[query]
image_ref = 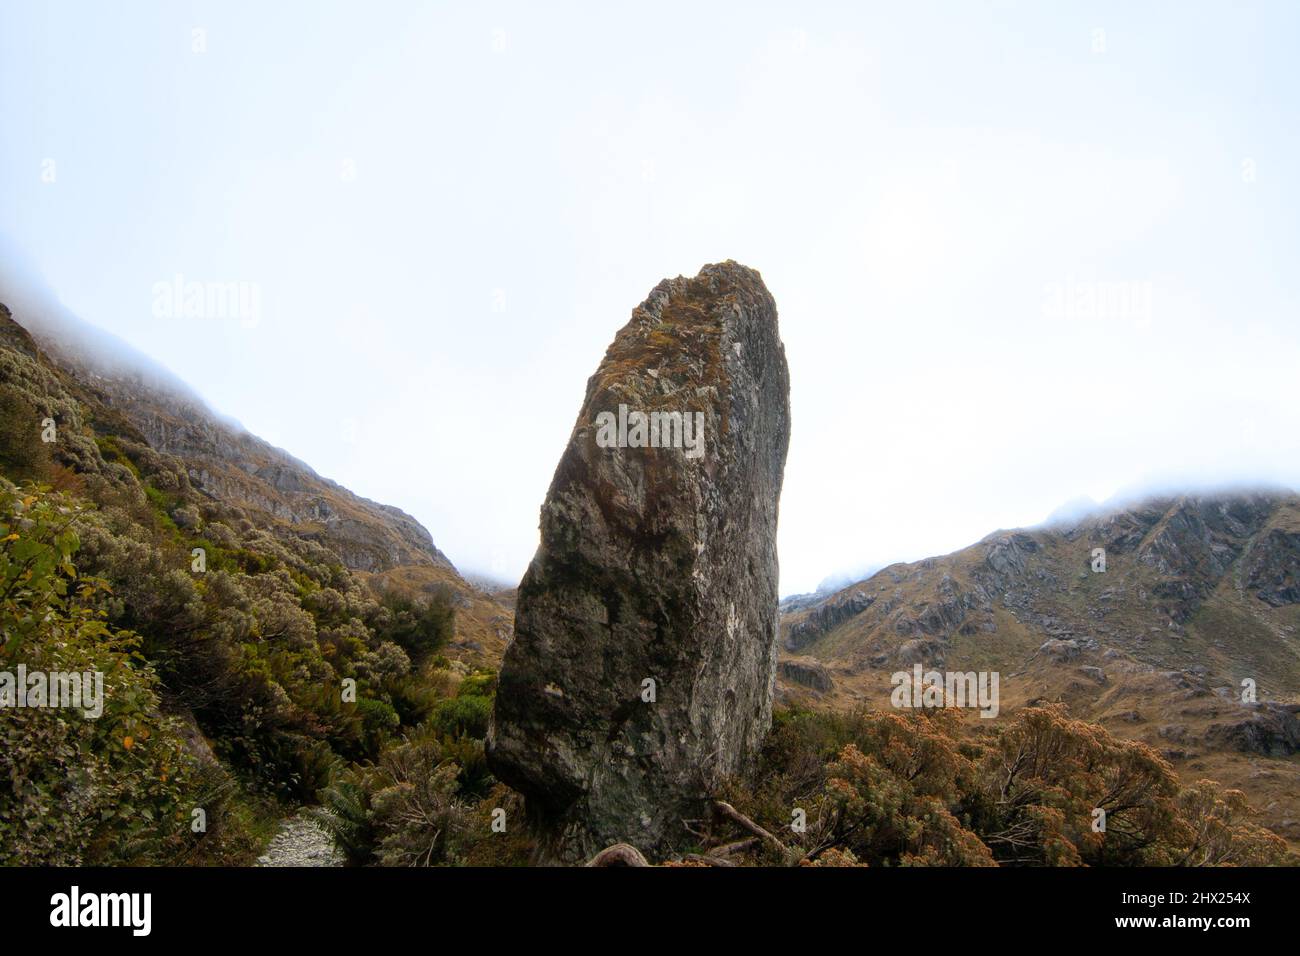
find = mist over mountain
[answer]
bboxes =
[0,238,208,407]
[1041,495,1102,528]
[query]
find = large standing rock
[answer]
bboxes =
[487,261,791,861]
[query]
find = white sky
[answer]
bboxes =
[2,1,1299,594]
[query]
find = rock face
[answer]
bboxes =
[487,261,791,861]
[778,657,834,692]
[784,589,874,651]
[1206,703,1300,756]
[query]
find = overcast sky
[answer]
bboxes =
[2,1,1299,595]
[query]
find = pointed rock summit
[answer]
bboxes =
[488,261,791,860]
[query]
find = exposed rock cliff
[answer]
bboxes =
[488,261,791,860]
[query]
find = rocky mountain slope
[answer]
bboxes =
[1,295,519,864]
[778,491,1300,845]
[0,300,511,664]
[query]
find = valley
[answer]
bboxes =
[2,284,1296,865]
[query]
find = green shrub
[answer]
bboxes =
[457,669,496,698]
[0,384,53,482]
[427,694,492,739]
[0,484,202,864]
[374,590,454,666]
[312,731,489,867]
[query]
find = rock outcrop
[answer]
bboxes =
[1206,703,1300,756]
[783,588,874,651]
[778,657,834,692]
[487,261,791,861]
[1245,528,1300,607]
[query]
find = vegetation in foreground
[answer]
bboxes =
[0,331,1291,866]
[0,475,470,865]
[712,705,1292,867]
[2,477,1291,867]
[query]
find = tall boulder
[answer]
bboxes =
[487,261,791,861]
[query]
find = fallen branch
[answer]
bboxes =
[683,853,735,867]
[681,818,710,841]
[713,801,795,863]
[709,837,759,858]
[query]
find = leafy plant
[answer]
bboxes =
[0,483,202,864]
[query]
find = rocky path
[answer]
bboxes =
[256,810,345,867]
